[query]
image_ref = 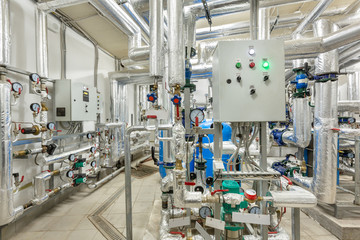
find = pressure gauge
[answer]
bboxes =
[199,206,212,219]
[47,122,56,131]
[66,170,74,178]
[249,206,261,214]
[87,133,93,139]
[90,161,96,168]
[29,73,40,84]
[12,82,23,94]
[90,147,96,153]
[68,154,76,162]
[30,103,41,113]
[190,109,205,124]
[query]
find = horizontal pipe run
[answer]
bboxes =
[88,167,125,189]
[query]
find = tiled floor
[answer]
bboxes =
[10,163,338,240]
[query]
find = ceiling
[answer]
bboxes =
[55,0,358,59]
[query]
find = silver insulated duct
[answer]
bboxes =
[347,72,360,101]
[167,0,185,87]
[312,80,339,204]
[0,0,10,66]
[313,19,339,74]
[0,81,18,225]
[149,0,164,77]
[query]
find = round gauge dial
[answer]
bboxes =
[68,154,76,162]
[29,73,40,83]
[90,161,96,168]
[47,122,56,131]
[199,206,212,219]
[87,133,93,139]
[190,109,205,124]
[249,206,261,214]
[244,189,257,200]
[90,147,96,153]
[30,103,41,113]
[66,170,74,178]
[12,82,23,93]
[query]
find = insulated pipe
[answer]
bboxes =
[38,0,88,12]
[347,72,360,101]
[258,8,270,40]
[0,80,24,226]
[33,171,53,205]
[167,0,185,87]
[249,0,259,40]
[338,100,360,112]
[312,80,338,204]
[313,19,339,74]
[0,0,10,65]
[184,7,197,59]
[36,145,94,166]
[125,126,148,240]
[285,22,360,59]
[291,0,334,37]
[36,9,49,78]
[282,98,312,148]
[149,0,164,77]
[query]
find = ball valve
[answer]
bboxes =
[147,93,157,103]
[171,95,182,105]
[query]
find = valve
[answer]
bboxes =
[74,158,86,169]
[271,129,286,146]
[171,95,182,105]
[73,174,87,186]
[46,143,57,155]
[147,93,157,103]
[21,126,40,135]
[211,189,229,196]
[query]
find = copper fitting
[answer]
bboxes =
[41,102,48,111]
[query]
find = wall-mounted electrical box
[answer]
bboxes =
[54,80,97,121]
[212,40,286,122]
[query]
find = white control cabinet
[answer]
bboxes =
[54,80,97,121]
[212,40,286,122]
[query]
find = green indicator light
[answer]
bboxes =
[235,62,241,69]
[262,61,270,69]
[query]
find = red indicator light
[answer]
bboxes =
[249,62,255,68]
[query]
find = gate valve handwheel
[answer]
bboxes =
[244,189,257,200]
[211,189,229,196]
[147,93,157,103]
[171,95,182,105]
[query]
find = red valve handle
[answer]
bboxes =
[20,176,24,183]
[195,116,199,127]
[184,182,196,186]
[170,232,185,238]
[147,115,157,119]
[211,189,229,196]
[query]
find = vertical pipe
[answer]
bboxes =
[150,0,164,77]
[0,0,10,66]
[213,122,222,240]
[184,8,197,59]
[291,208,301,240]
[60,23,66,80]
[258,8,270,40]
[347,72,360,101]
[36,9,49,78]
[249,0,259,41]
[0,77,15,225]
[167,0,185,87]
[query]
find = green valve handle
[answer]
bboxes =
[75,177,87,184]
[74,162,86,168]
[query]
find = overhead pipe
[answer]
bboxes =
[35,9,49,78]
[149,0,164,77]
[38,0,89,12]
[291,0,334,37]
[338,100,360,112]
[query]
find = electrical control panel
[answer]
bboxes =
[54,80,97,121]
[212,40,285,122]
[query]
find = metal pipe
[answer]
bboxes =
[167,0,185,87]
[35,9,49,78]
[184,7,197,59]
[347,72,360,100]
[285,22,360,59]
[37,145,93,166]
[338,100,360,112]
[149,0,164,77]
[0,79,23,226]
[38,0,88,12]
[249,0,259,40]
[125,126,148,240]
[292,0,334,37]
[88,167,124,189]
[0,0,10,66]
[258,8,270,40]
[269,186,317,208]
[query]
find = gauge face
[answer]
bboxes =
[12,82,23,93]
[90,147,96,153]
[30,73,40,83]
[199,206,212,219]
[47,122,56,131]
[91,161,96,167]
[66,170,74,178]
[30,103,41,113]
[68,154,76,162]
[249,206,261,214]
[87,133,93,139]
[190,109,205,123]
